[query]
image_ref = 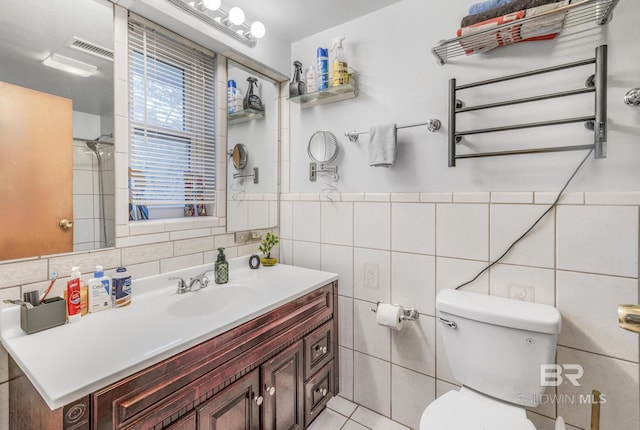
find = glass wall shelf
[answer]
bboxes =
[229,108,265,125]
[289,77,358,108]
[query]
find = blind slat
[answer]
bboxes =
[128,18,216,209]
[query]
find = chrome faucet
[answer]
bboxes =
[168,269,213,294]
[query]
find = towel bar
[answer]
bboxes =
[345,119,441,143]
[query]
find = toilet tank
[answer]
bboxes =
[437,289,561,407]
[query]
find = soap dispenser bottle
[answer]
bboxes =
[215,247,229,284]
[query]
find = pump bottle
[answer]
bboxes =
[215,247,229,284]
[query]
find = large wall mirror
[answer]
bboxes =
[0,0,114,261]
[226,60,279,232]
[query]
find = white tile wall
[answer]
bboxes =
[284,192,640,429]
[353,352,391,417]
[354,202,391,250]
[391,252,435,316]
[436,203,489,261]
[391,365,436,429]
[556,271,639,362]
[489,204,555,268]
[391,203,435,254]
[556,205,639,278]
[353,299,390,361]
[321,201,354,246]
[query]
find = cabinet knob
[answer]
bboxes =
[315,345,328,354]
[253,395,264,406]
[315,387,328,397]
[266,386,276,396]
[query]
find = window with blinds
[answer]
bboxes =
[128,17,216,220]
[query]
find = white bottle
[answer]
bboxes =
[227,80,238,114]
[305,66,316,93]
[88,266,112,313]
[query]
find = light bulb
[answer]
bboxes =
[250,21,266,39]
[228,7,245,25]
[201,0,221,10]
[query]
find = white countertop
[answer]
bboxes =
[0,259,337,410]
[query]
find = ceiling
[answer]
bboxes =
[0,0,402,117]
[230,0,403,43]
[0,0,113,116]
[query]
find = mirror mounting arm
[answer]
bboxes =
[233,167,259,184]
[309,163,338,182]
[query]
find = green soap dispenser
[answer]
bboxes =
[215,247,229,284]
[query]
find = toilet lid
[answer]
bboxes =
[420,388,537,430]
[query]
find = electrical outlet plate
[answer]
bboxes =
[234,231,250,243]
[250,231,262,240]
[364,263,379,289]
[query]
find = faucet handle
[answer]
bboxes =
[168,277,188,294]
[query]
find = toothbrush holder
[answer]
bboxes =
[20,297,66,334]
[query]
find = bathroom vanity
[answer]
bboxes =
[1,261,338,430]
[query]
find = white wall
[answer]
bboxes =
[290,0,640,194]
[282,0,640,429]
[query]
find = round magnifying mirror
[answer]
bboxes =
[308,131,339,163]
[232,143,248,171]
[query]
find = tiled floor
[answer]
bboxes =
[308,396,411,430]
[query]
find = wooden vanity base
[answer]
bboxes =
[9,282,339,430]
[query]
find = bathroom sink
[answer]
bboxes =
[151,284,259,318]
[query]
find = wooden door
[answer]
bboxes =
[261,341,304,430]
[198,370,260,430]
[0,81,73,260]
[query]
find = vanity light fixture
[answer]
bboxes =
[41,53,97,77]
[170,0,265,48]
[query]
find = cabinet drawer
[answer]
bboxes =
[304,360,334,427]
[303,321,334,380]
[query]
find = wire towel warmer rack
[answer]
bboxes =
[448,44,607,167]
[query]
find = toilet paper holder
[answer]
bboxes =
[371,301,419,321]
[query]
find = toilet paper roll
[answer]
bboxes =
[376,303,404,330]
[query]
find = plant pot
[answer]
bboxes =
[261,257,277,266]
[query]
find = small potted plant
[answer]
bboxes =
[258,232,279,266]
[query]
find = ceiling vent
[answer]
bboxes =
[68,37,113,62]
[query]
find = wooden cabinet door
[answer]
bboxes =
[261,341,304,430]
[197,370,260,430]
[166,411,197,430]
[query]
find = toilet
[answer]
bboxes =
[420,289,565,430]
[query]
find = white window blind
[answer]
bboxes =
[128,17,216,209]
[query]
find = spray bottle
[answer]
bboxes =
[243,77,263,111]
[330,37,348,87]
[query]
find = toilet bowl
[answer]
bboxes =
[420,289,565,430]
[420,387,536,429]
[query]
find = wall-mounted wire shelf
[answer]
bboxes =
[448,44,607,166]
[432,0,619,65]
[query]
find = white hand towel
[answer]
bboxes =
[368,123,397,167]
